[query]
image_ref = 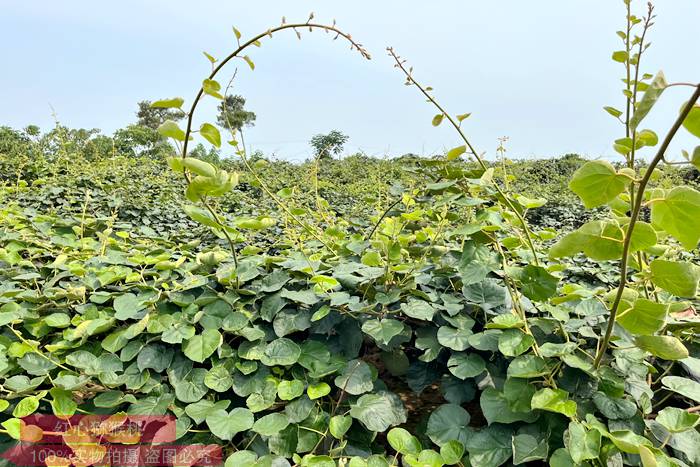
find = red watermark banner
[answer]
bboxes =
[0,415,223,467]
[1,444,222,466]
[20,415,178,444]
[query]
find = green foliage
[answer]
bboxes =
[216,94,256,132]
[1,3,699,467]
[569,160,634,208]
[310,130,349,160]
[137,99,185,130]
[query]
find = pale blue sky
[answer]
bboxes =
[1,1,698,161]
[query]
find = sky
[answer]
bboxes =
[1,0,698,162]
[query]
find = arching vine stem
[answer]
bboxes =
[182,22,370,161]
[178,20,370,260]
[593,83,700,368]
[387,47,540,265]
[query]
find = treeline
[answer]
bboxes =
[0,96,254,162]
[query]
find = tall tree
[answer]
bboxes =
[310,130,349,160]
[136,100,185,130]
[216,95,256,132]
[114,124,172,159]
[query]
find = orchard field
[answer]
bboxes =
[1,1,700,466]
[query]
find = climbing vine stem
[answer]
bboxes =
[593,83,700,368]
[387,47,540,265]
[176,20,370,261]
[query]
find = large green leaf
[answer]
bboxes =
[480,388,538,425]
[200,123,221,148]
[260,338,301,367]
[426,404,471,446]
[183,205,220,228]
[94,391,136,408]
[128,394,174,415]
[273,309,311,337]
[349,391,407,432]
[464,425,513,467]
[635,335,689,360]
[503,378,537,412]
[682,103,700,138]
[334,360,374,395]
[565,421,601,464]
[462,280,507,310]
[458,241,500,285]
[437,326,472,351]
[0,302,24,326]
[172,368,208,403]
[538,342,577,358]
[151,97,184,108]
[592,392,637,420]
[252,413,290,436]
[446,145,467,161]
[606,430,653,455]
[616,298,667,335]
[549,220,624,261]
[516,265,559,302]
[661,376,700,403]
[512,426,548,465]
[182,329,222,363]
[649,421,700,465]
[549,449,575,467]
[440,440,465,465]
[205,408,254,441]
[202,79,223,99]
[403,450,445,467]
[225,451,257,467]
[329,415,353,440]
[158,120,186,141]
[486,314,524,330]
[44,312,71,328]
[280,288,320,306]
[161,322,196,344]
[656,407,700,433]
[401,300,436,321]
[507,356,549,378]
[17,353,57,376]
[630,71,667,130]
[387,427,422,455]
[277,380,305,401]
[627,221,658,252]
[113,293,145,320]
[569,161,634,208]
[531,388,577,417]
[179,157,217,177]
[650,186,700,250]
[307,383,331,400]
[49,388,77,417]
[649,260,700,298]
[362,319,406,346]
[185,400,230,424]
[447,353,486,379]
[137,344,173,372]
[13,396,39,417]
[285,396,314,423]
[497,330,535,357]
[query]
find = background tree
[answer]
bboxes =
[189,143,221,165]
[24,125,40,138]
[216,95,256,132]
[136,100,185,130]
[0,126,30,157]
[310,130,349,160]
[113,124,171,159]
